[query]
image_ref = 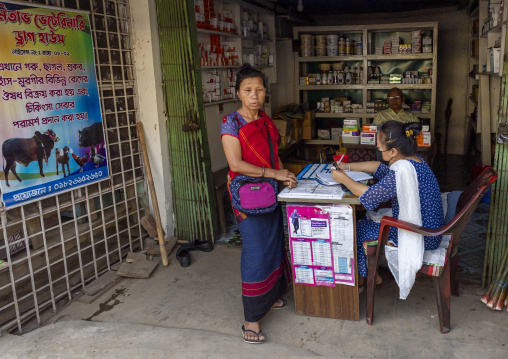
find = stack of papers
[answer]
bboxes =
[315,166,373,186]
[278,181,346,200]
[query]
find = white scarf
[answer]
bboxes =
[384,159,424,300]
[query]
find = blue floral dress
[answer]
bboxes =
[356,156,444,277]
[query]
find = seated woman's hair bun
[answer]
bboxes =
[379,120,422,157]
[404,122,422,137]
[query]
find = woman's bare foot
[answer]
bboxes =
[243,321,265,342]
[271,298,286,309]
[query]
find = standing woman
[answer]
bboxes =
[221,64,298,344]
[331,121,443,297]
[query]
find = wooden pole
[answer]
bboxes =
[137,122,169,266]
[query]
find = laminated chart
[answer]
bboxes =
[329,205,355,252]
[287,204,355,287]
[287,205,334,287]
[328,205,355,286]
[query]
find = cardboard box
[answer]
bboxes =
[290,117,303,141]
[490,47,501,73]
[417,132,431,147]
[362,124,378,132]
[302,125,315,140]
[343,125,359,131]
[412,45,421,54]
[342,130,360,136]
[334,96,349,104]
[422,45,432,53]
[273,118,290,136]
[304,110,315,125]
[341,135,360,144]
[343,119,358,126]
[317,129,331,139]
[283,160,310,176]
[360,132,376,145]
[331,127,341,141]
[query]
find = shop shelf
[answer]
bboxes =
[203,99,240,107]
[365,84,432,90]
[315,113,365,118]
[479,71,502,77]
[304,139,341,145]
[298,85,363,90]
[241,36,271,44]
[365,113,432,118]
[294,22,437,135]
[201,66,241,69]
[296,55,363,62]
[480,21,504,38]
[366,53,433,60]
[197,28,240,38]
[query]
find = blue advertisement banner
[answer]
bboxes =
[0,1,108,207]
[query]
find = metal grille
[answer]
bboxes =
[156,0,218,243]
[0,0,146,333]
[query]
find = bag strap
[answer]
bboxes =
[264,122,275,169]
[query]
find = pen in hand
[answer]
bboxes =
[333,154,350,171]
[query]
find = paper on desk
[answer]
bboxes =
[278,180,346,200]
[297,163,329,180]
[316,167,373,185]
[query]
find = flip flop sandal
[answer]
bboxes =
[271,297,287,310]
[241,325,265,344]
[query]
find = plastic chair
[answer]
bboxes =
[364,166,498,333]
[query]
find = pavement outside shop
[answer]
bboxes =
[1,243,507,359]
[1,154,505,358]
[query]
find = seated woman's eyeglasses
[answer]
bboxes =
[387,96,401,101]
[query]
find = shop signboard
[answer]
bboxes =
[0,1,108,207]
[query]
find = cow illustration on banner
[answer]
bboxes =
[0,1,108,207]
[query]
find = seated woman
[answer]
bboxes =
[331,121,443,295]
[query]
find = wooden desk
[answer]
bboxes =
[279,194,361,321]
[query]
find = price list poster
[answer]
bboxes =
[287,205,335,287]
[0,1,108,207]
[287,204,356,287]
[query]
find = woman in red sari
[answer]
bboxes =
[221,64,297,344]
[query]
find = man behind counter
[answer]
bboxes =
[373,87,420,126]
